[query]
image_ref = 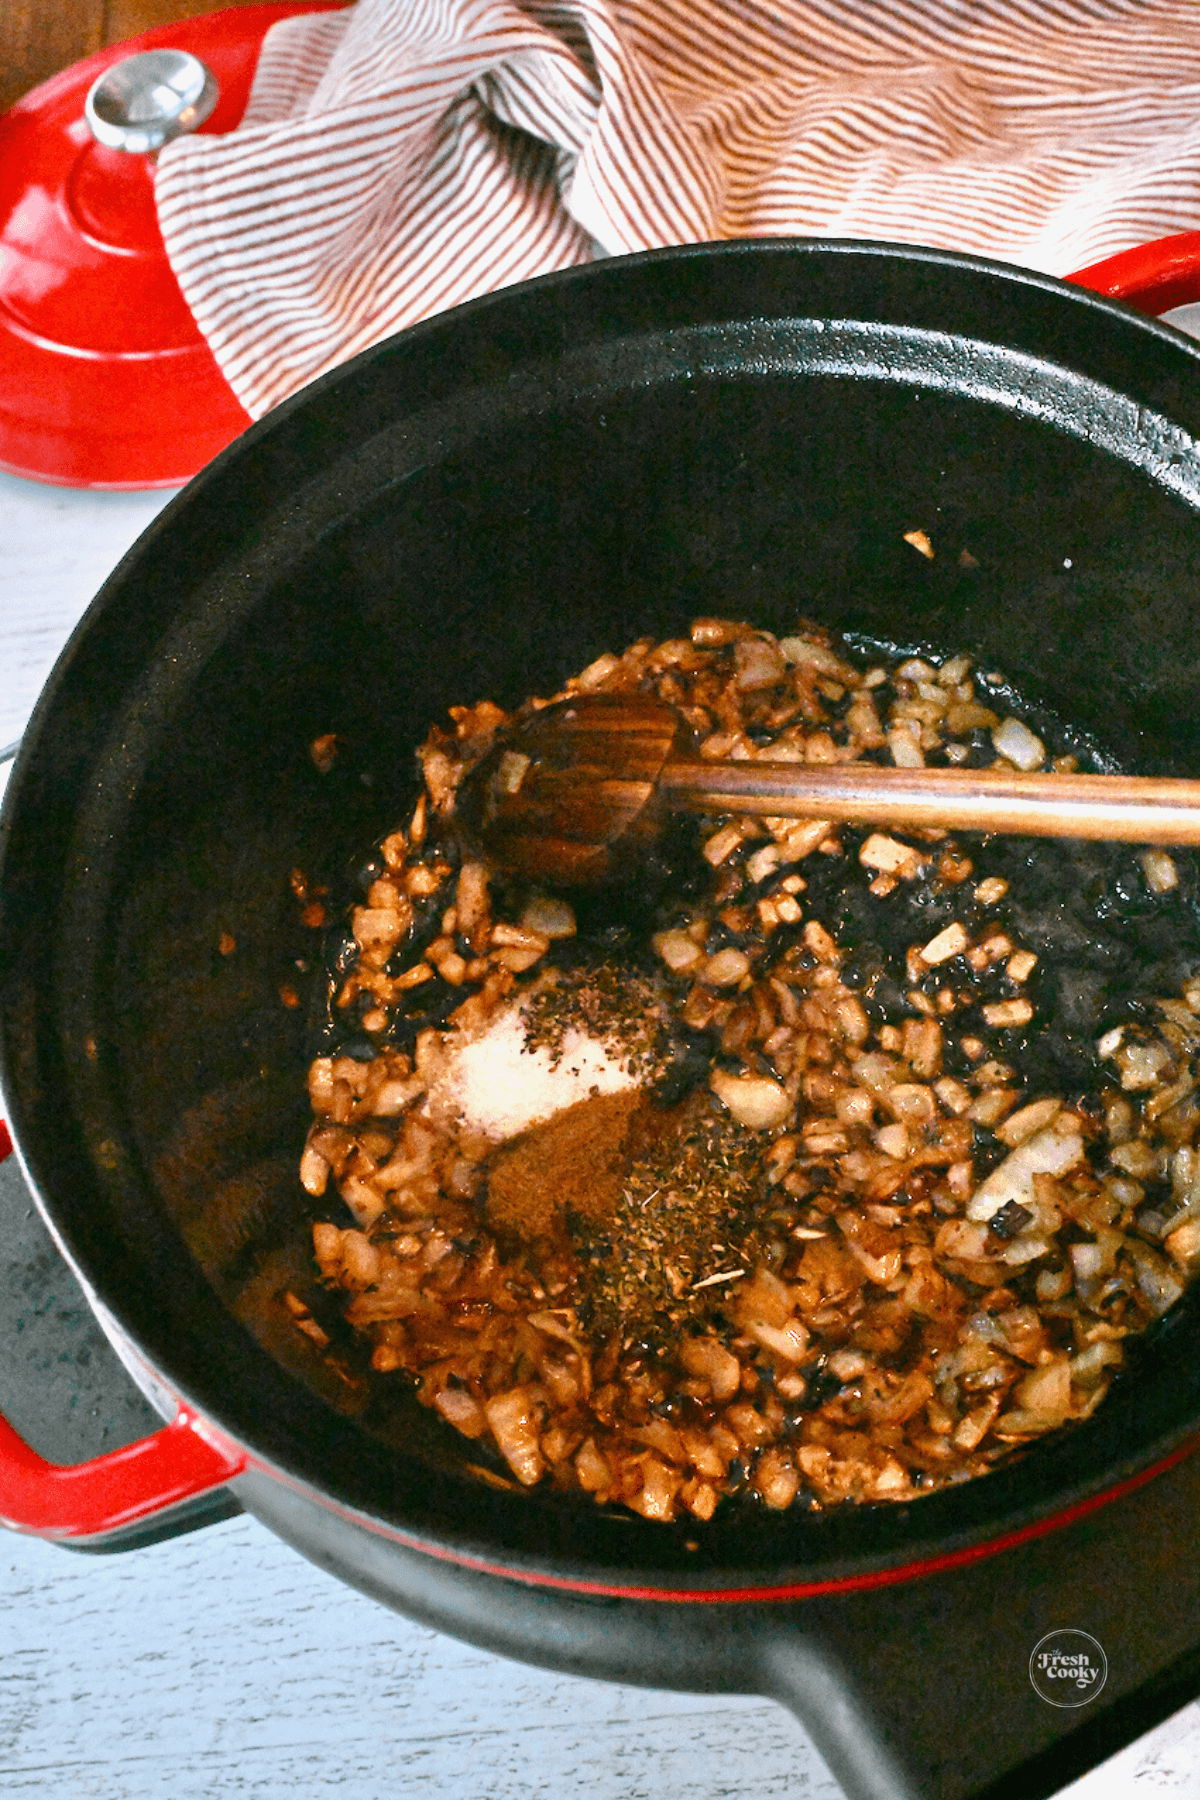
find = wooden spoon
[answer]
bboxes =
[456,691,1200,886]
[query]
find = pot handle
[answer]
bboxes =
[1069,230,1200,315]
[0,1402,246,1542]
[0,1121,246,1541]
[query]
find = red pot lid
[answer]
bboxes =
[0,4,344,489]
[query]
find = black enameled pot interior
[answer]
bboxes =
[6,240,1200,1590]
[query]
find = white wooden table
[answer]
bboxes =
[1,466,1198,1799]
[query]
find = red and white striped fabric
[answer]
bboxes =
[156,0,1200,419]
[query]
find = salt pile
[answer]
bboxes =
[427,998,641,1142]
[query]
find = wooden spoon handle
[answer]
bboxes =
[660,758,1200,844]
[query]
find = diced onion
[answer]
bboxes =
[710,1068,793,1129]
[991,717,1045,770]
[967,1122,1085,1222]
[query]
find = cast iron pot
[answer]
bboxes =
[7,238,1200,1798]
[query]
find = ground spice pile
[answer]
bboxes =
[484,1089,640,1243]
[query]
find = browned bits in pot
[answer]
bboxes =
[296,618,1200,1523]
[309,733,339,773]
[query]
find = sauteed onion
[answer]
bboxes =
[295,619,1200,1522]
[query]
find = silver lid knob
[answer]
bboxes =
[84,50,219,154]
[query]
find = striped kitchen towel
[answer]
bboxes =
[155,0,1200,419]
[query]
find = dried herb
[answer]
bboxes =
[520,961,669,1078]
[570,1091,773,1347]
